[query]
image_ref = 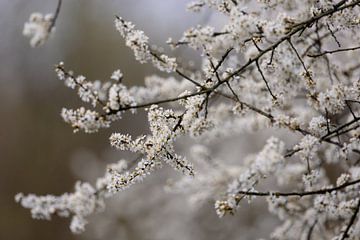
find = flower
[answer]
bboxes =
[23,13,54,47]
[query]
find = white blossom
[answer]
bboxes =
[317,85,347,114]
[110,69,123,82]
[23,12,54,47]
[114,17,177,72]
[294,135,320,163]
[217,137,285,216]
[61,107,110,133]
[309,115,328,136]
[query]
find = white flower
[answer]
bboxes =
[294,135,320,163]
[110,69,123,81]
[317,85,347,114]
[23,12,54,47]
[309,116,328,136]
[61,107,110,133]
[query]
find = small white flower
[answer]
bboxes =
[110,69,123,81]
[23,12,54,47]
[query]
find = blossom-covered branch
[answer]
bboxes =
[18,0,360,238]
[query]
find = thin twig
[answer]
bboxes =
[306,219,318,240]
[326,22,341,47]
[308,46,360,58]
[340,198,360,240]
[48,0,63,31]
[255,60,277,100]
[235,178,360,197]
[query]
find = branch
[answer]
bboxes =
[308,46,360,58]
[235,178,360,197]
[149,51,205,89]
[340,198,360,240]
[104,89,211,118]
[48,0,62,31]
[306,219,318,240]
[255,59,277,100]
[287,39,312,78]
[320,117,360,140]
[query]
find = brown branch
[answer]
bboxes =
[287,39,312,77]
[235,178,360,197]
[340,198,360,240]
[48,0,62,31]
[321,117,360,140]
[267,48,275,65]
[255,60,277,100]
[326,22,341,47]
[214,48,234,72]
[301,29,339,58]
[306,219,318,240]
[170,31,230,47]
[149,51,205,89]
[308,46,360,58]
[104,89,211,117]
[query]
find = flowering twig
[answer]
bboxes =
[234,178,360,198]
[308,46,360,58]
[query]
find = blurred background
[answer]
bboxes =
[0,1,277,239]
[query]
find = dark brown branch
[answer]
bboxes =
[267,48,275,65]
[216,91,274,120]
[345,100,357,120]
[225,81,241,105]
[306,219,318,240]
[301,29,339,58]
[328,123,360,140]
[287,39,312,78]
[235,178,360,197]
[214,48,234,72]
[255,60,277,100]
[340,198,360,240]
[169,31,230,47]
[104,89,211,117]
[321,117,360,140]
[325,109,331,134]
[326,22,341,47]
[284,148,302,158]
[308,46,360,58]
[252,38,263,52]
[48,0,62,31]
[149,51,205,89]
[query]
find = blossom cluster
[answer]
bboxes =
[16,160,128,233]
[23,12,54,47]
[115,17,178,73]
[215,137,286,217]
